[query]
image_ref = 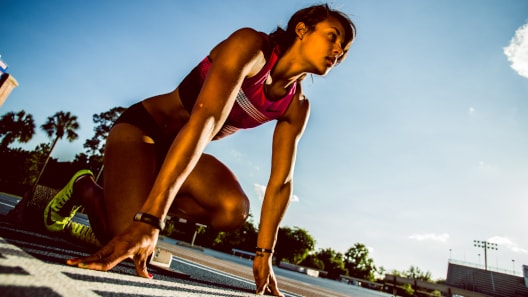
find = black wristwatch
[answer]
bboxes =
[133,212,165,230]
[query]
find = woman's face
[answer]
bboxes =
[298,17,350,76]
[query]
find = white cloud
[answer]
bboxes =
[489,236,528,254]
[254,184,266,200]
[468,107,476,115]
[504,22,528,79]
[253,183,299,202]
[409,233,450,242]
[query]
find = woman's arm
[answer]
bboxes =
[140,28,267,220]
[258,90,310,250]
[254,89,310,295]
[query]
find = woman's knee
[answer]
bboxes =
[214,193,250,231]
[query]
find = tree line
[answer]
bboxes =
[0,108,441,296]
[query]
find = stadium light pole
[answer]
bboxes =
[474,240,498,271]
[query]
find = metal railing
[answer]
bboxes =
[448,259,520,276]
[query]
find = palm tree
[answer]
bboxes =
[32,111,80,191]
[0,110,35,150]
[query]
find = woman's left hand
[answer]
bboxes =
[66,222,159,278]
[253,252,284,296]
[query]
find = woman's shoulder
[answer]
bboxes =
[211,28,271,56]
[209,28,272,70]
[229,27,271,47]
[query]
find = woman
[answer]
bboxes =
[45,4,356,296]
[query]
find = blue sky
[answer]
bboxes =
[1,0,527,279]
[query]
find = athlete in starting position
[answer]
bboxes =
[44,4,356,296]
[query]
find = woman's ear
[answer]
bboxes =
[295,22,307,40]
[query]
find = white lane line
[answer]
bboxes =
[173,256,302,297]
[173,257,255,285]
[0,201,15,207]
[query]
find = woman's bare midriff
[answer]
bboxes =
[141,87,191,140]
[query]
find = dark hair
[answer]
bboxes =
[270,4,356,63]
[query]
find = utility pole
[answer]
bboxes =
[474,240,498,271]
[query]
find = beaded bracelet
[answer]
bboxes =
[133,212,165,230]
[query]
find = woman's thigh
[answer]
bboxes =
[103,123,159,237]
[174,154,250,230]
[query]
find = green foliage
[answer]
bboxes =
[0,109,88,193]
[299,253,324,270]
[388,270,414,297]
[211,215,258,253]
[162,219,176,237]
[387,266,436,297]
[404,265,432,282]
[275,226,315,264]
[26,143,52,186]
[41,111,80,141]
[314,248,347,280]
[399,283,414,297]
[0,146,85,194]
[376,266,386,280]
[68,107,125,179]
[0,110,35,150]
[85,107,125,154]
[33,111,81,189]
[72,153,101,175]
[0,148,33,193]
[344,242,377,281]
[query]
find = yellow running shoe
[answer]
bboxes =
[66,221,101,247]
[43,169,93,232]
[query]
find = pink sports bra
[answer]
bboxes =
[178,45,297,139]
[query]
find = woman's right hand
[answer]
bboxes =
[66,222,159,278]
[253,252,284,296]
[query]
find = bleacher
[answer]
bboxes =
[231,248,255,260]
[446,262,528,297]
[383,274,490,297]
[339,275,384,290]
[278,261,327,278]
